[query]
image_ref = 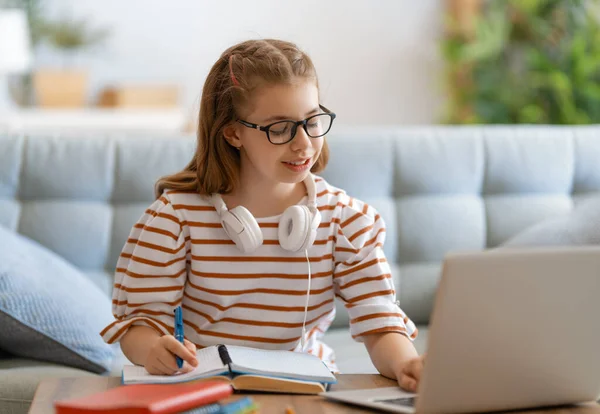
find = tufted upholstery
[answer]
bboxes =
[2,127,600,327]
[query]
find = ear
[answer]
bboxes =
[223,123,242,149]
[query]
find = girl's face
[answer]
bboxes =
[230,79,324,186]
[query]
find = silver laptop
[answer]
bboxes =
[323,246,600,413]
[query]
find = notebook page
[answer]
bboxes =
[122,346,228,384]
[226,345,336,383]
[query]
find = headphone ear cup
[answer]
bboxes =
[279,205,314,252]
[307,210,321,248]
[222,206,263,253]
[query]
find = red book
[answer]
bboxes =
[54,381,233,414]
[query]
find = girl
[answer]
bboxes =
[100,39,423,392]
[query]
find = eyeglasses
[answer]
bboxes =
[237,105,336,145]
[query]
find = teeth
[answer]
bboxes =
[288,160,306,165]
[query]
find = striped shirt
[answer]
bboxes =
[100,175,417,372]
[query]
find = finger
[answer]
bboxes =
[183,340,198,364]
[146,361,172,376]
[157,352,179,374]
[179,361,196,374]
[184,338,196,351]
[408,358,424,381]
[164,337,198,367]
[146,359,172,375]
[399,375,417,393]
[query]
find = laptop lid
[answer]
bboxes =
[417,246,600,414]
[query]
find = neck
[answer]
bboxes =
[226,173,308,218]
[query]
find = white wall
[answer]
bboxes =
[39,0,445,125]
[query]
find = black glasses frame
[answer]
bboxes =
[237,105,336,145]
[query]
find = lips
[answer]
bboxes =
[283,158,311,166]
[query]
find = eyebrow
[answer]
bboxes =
[261,107,321,123]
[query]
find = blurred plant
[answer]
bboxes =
[39,15,110,56]
[441,0,600,124]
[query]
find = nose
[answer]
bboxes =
[290,124,311,151]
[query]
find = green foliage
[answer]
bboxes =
[39,15,110,52]
[1,0,110,51]
[441,0,600,124]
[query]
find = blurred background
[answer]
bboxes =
[0,0,599,133]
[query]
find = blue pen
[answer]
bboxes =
[174,306,184,369]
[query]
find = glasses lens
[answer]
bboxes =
[306,114,333,138]
[268,121,295,144]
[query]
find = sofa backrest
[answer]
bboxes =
[1,126,599,325]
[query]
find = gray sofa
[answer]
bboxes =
[1,126,600,413]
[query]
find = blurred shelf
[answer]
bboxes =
[0,108,190,135]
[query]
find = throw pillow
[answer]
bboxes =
[0,225,116,373]
[502,198,600,247]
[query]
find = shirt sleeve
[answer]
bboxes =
[100,194,188,344]
[333,198,418,342]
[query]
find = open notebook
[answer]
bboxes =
[122,344,337,394]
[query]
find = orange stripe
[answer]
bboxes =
[341,212,363,228]
[317,189,344,198]
[183,292,334,313]
[338,273,392,290]
[258,222,278,228]
[172,204,216,211]
[313,235,335,245]
[335,246,359,254]
[112,298,180,308]
[182,304,334,329]
[346,289,394,304]
[186,279,332,296]
[144,209,180,225]
[341,253,385,267]
[349,224,374,242]
[133,223,178,241]
[190,239,235,245]
[116,267,186,279]
[189,269,332,280]
[335,258,387,278]
[183,320,301,344]
[114,284,182,293]
[250,219,342,230]
[190,253,333,263]
[181,220,222,228]
[318,202,344,211]
[350,312,403,324]
[120,253,187,268]
[323,218,341,227]
[351,326,411,339]
[364,228,386,247]
[188,237,334,246]
[104,316,172,344]
[124,239,186,255]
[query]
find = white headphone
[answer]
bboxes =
[210,175,320,351]
[210,175,321,254]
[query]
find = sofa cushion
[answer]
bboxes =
[0,226,116,374]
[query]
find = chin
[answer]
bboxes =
[276,169,311,184]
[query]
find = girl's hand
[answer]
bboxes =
[144,335,198,375]
[395,354,425,393]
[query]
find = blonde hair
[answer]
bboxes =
[155,39,330,198]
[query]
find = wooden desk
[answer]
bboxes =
[29,374,600,414]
